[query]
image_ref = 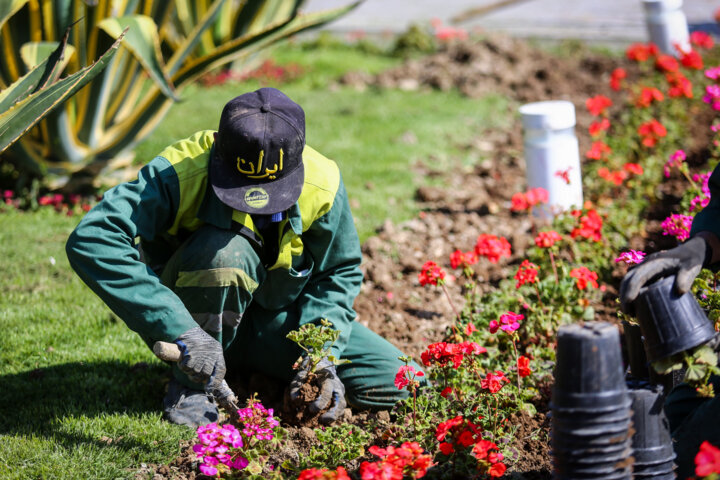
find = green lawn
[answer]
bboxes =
[0,40,511,479]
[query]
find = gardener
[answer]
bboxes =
[66,87,423,428]
[619,194,720,477]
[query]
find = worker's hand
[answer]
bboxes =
[290,358,346,425]
[174,326,226,392]
[619,235,709,314]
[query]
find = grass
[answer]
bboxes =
[0,39,511,478]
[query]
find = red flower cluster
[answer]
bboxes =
[635,86,664,108]
[588,118,611,137]
[481,370,509,393]
[586,140,611,161]
[510,187,549,212]
[666,72,693,98]
[514,260,538,288]
[420,341,486,369]
[555,167,572,184]
[418,261,445,286]
[360,442,434,480]
[585,95,612,116]
[624,162,644,175]
[450,249,478,269]
[598,167,627,186]
[681,49,704,70]
[695,441,720,478]
[517,356,532,377]
[655,54,679,73]
[473,440,507,477]
[435,416,483,455]
[534,230,562,248]
[298,467,351,480]
[609,67,626,91]
[475,234,512,263]
[570,209,603,242]
[626,42,658,62]
[394,365,424,390]
[638,119,667,147]
[691,31,714,50]
[569,266,599,290]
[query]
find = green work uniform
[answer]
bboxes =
[664,163,720,476]
[66,130,420,409]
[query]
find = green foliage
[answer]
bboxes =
[391,23,438,58]
[0,0,358,188]
[286,319,349,373]
[298,424,372,470]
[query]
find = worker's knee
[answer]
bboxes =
[180,225,262,272]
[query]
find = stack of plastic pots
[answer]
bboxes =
[627,381,676,479]
[632,275,716,365]
[551,322,633,480]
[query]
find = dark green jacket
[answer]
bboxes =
[66,130,363,356]
[691,164,720,240]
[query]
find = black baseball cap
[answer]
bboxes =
[210,88,305,214]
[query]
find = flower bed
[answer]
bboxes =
[134,31,720,480]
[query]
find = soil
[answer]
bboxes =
[142,35,711,479]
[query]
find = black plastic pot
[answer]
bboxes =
[554,468,632,480]
[629,384,676,467]
[551,445,631,465]
[632,458,676,475]
[552,322,629,410]
[552,416,633,437]
[623,320,651,380]
[632,275,716,363]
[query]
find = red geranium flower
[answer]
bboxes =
[534,230,562,248]
[598,167,628,186]
[695,441,720,477]
[475,234,512,263]
[571,209,603,242]
[626,42,658,62]
[655,54,679,73]
[635,86,664,108]
[588,118,611,137]
[681,49,703,70]
[638,119,667,147]
[610,67,626,91]
[555,167,572,184]
[623,162,644,175]
[450,249,478,269]
[514,260,538,288]
[569,266,599,290]
[481,370,509,393]
[666,71,693,98]
[691,31,714,49]
[418,261,445,286]
[585,95,612,116]
[518,355,532,377]
[586,141,611,160]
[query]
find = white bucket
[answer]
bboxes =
[518,100,583,218]
[642,0,690,56]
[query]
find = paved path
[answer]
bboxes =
[304,0,719,46]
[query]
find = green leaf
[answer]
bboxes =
[651,356,683,375]
[685,362,708,382]
[694,345,719,366]
[0,0,27,31]
[98,15,179,101]
[166,0,228,76]
[0,30,124,154]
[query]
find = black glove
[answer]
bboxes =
[619,236,710,313]
[290,358,346,425]
[175,326,226,392]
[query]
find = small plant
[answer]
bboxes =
[296,423,372,471]
[651,343,720,398]
[286,319,349,374]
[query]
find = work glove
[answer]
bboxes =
[175,326,226,393]
[619,236,710,314]
[290,357,346,425]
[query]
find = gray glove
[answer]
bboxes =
[290,358,346,425]
[175,326,226,392]
[619,236,710,314]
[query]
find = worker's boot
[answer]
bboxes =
[162,378,218,428]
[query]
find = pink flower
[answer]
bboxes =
[664,150,686,178]
[696,441,720,477]
[475,234,512,263]
[661,214,693,242]
[491,311,523,334]
[615,250,646,265]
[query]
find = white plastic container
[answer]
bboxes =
[642,0,690,56]
[518,100,583,218]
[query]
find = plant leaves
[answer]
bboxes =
[693,345,718,366]
[684,362,708,382]
[0,0,27,31]
[0,30,124,154]
[98,15,179,101]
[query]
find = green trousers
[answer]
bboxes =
[664,375,720,478]
[151,224,421,410]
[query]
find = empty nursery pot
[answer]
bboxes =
[551,428,632,449]
[632,275,716,363]
[551,445,632,466]
[629,385,676,466]
[554,467,632,480]
[553,458,633,476]
[552,322,629,410]
[633,458,676,475]
[551,401,633,425]
[552,416,633,437]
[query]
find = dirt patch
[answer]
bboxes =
[145,35,714,479]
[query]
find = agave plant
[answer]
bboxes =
[0,0,358,188]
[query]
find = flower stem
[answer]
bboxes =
[441,282,461,335]
[511,338,521,392]
[550,250,559,284]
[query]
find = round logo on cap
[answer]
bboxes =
[244,187,269,209]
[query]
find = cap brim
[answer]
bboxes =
[210,146,304,214]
